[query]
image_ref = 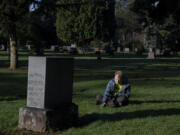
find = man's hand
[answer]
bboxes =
[114,92,120,97]
[101,103,106,108]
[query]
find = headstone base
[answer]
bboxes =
[19,104,78,132]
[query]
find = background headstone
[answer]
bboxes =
[77,48,83,55]
[148,52,155,59]
[155,48,160,56]
[149,48,153,52]
[124,48,130,53]
[1,45,5,50]
[26,45,31,51]
[134,48,138,53]
[51,45,55,51]
[71,44,76,48]
[94,48,99,52]
[117,47,121,53]
[51,45,59,52]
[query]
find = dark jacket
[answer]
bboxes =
[103,78,131,103]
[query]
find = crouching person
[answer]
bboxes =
[96,71,131,107]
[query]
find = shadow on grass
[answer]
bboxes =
[79,108,180,127]
[0,72,27,101]
[130,100,180,104]
[0,60,28,68]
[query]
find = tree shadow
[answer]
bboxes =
[130,100,180,104]
[0,72,27,101]
[78,108,180,127]
[0,59,28,68]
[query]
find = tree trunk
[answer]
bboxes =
[9,37,18,70]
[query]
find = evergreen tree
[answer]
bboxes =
[56,0,116,47]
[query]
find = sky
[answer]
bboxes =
[29,0,41,12]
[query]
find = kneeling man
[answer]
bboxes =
[96,71,131,107]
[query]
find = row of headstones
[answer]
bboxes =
[0,43,160,57]
[93,47,161,54]
[0,45,32,51]
[51,45,84,54]
[117,47,160,54]
[147,48,161,59]
[51,46,160,56]
[18,57,78,132]
[51,46,131,53]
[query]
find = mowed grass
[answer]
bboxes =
[0,50,180,135]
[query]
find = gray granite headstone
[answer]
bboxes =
[27,57,73,109]
[149,48,153,52]
[26,45,31,51]
[94,48,99,52]
[155,49,160,56]
[117,47,121,53]
[124,48,130,53]
[51,46,55,51]
[1,45,5,50]
[77,48,83,54]
[71,44,76,48]
[147,52,155,59]
[134,48,138,53]
[51,46,59,52]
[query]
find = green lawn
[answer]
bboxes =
[0,51,180,135]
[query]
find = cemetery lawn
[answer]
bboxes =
[0,51,180,135]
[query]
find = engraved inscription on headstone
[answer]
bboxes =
[26,57,73,109]
[27,57,46,108]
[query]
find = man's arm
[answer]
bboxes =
[103,80,113,103]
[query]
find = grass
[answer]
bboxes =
[0,50,180,135]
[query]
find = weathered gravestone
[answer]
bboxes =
[117,47,121,53]
[77,48,83,55]
[148,52,155,59]
[94,48,99,52]
[134,48,138,53]
[19,57,78,132]
[51,45,59,52]
[1,45,5,50]
[147,48,155,59]
[51,45,55,51]
[155,48,160,56]
[26,45,32,51]
[124,48,130,53]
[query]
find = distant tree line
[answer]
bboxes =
[115,0,180,56]
[0,0,115,70]
[1,0,180,69]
